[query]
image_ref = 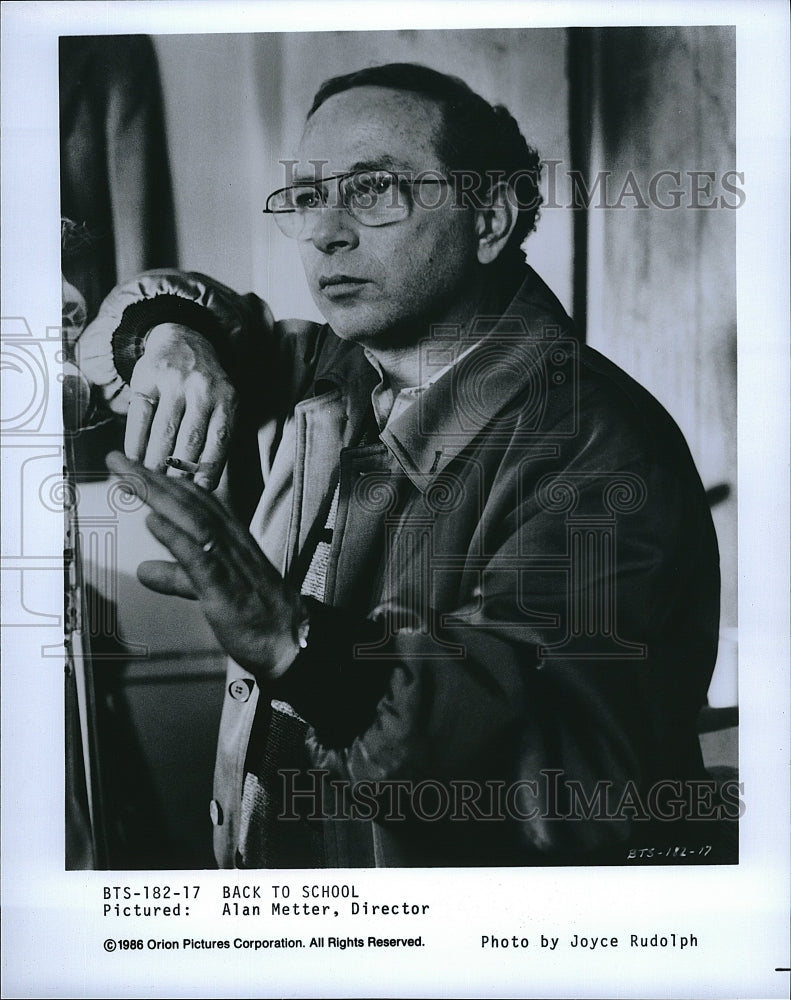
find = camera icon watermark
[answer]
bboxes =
[2,316,67,636]
[416,317,579,445]
[1,315,149,655]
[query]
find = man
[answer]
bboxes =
[78,63,721,868]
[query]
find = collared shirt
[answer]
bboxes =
[365,338,481,431]
[299,338,481,601]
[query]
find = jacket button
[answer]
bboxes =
[209,799,223,826]
[228,678,253,702]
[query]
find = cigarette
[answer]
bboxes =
[166,456,201,474]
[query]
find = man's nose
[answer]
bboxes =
[308,207,359,253]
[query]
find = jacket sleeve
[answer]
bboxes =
[73,268,322,423]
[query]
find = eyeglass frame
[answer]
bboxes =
[262,168,452,238]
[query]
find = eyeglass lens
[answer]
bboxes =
[267,171,410,238]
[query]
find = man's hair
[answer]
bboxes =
[308,62,543,266]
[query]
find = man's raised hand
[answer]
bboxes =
[125,322,237,491]
[106,451,305,681]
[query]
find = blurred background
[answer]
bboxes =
[61,26,737,868]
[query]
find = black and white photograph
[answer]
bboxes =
[1,1,789,997]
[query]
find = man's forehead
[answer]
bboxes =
[295,85,445,176]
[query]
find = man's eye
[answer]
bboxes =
[359,171,395,194]
[346,171,397,209]
[293,188,323,210]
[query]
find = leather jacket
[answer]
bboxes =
[78,264,721,867]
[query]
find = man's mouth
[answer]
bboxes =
[318,274,369,290]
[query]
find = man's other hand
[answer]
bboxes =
[125,322,237,491]
[106,451,303,680]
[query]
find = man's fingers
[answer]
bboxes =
[124,391,158,462]
[143,510,243,602]
[142,393,187,472]
[193,397,236,490]
[106,453,300,675]
[144,509,213,571]
[137,559,197,599]
[124,325,235,483]
[167,387,236,491]
[107,452,274,590]
[107,451,216,539]
[168,402,209,480]
[142,497,276,603]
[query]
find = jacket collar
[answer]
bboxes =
[311,265,576,492]
[383,266,577,490]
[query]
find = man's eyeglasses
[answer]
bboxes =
[263,169,450,240]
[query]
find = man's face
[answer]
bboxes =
[294,86,482,348]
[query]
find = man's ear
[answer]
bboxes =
[474,180,519,265]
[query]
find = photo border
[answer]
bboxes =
[2,2,789,997]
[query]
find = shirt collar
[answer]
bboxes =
[364,339,482,432]
[378,265,579,491]
[310,265,578,492]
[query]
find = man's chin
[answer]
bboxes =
[319,299,429,350]
[325,319,377,345]
[328,321,424,352]
[321,302,390,345]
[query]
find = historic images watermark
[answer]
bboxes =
[277,769,745,824]
[271,159,746,215]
